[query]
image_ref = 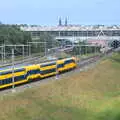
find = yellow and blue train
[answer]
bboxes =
[0,57,77,89]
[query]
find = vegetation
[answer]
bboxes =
[0,53,120,120]
[71,41,101,56]
[0,24,31,45]
[31,32,59,54]
[0,24,32,58]
[0,24,101,61]
[0,24,58,59]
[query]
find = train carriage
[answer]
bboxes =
[0,57,77,89]
[40,61,56,78]
[25,64,40,80]
[0,67,26,89]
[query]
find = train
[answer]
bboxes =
[0,57,77,89]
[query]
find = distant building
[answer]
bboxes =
[20,19,120,44]
[58,17,62,26]
[87,40,107,47]
[65,17,68,26]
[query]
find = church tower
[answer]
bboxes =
[58,17,62,26]
[65,17,68,26]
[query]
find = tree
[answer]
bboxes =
[0,25,32,57]
[31,32,59,54]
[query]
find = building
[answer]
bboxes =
[20,20,120,45]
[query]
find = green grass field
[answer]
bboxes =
[0,53,120,120]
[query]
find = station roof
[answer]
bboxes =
[20,25,120,32]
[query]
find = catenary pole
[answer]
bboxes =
[12,48,15,92]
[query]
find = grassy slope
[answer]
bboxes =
[0,53,120,120]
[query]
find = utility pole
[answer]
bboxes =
[5,44,30,62]
[95,45,96,55]
[1,45,4,63]
[29,43,31,56]
[12,48,15,93]
[80,46,82,56]
[45,41,47,56]
[28,42,46,57]
[55,58,59,79]
[3,44,5,63]
[23,45,24,61]
[86,46,87,55]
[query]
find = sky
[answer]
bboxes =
[0,0,120,25]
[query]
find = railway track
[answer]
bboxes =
[0,53,57,70]
[0,52,113,96]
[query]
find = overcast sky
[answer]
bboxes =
[0,0,119,25]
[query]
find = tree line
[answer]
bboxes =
[0,24,58,59]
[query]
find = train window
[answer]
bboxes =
[0,70,12,75]
[5,79,8,84]
[3,80,5,85]
[41,68,56,75]
[57,64,64,68]
[64,59,75,64]
[1,75,25,84]
[8,78,12,84]
[5,79,9,84]
[2,80,4,85]
[14,75,25,82]
[1,80,3,85]
[0,78,13,85]
[14,68,25,73]
[0,68,25,76]
[0,80,2,85]
[27,69,40,75]
[2,78,9,85]
[41,62,56,67]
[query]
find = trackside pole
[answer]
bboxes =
[56,59,59,79]
[12,48,15,93]
[56,73,59,79]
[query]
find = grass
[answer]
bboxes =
[0,53,120,120]
[77,52,100,59]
